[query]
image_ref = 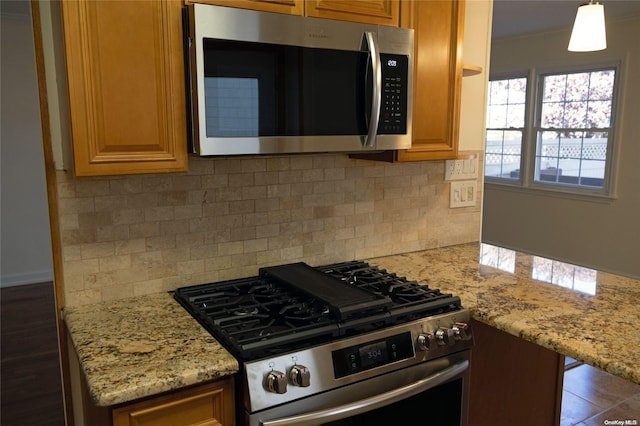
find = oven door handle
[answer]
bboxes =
[261,360,469,426]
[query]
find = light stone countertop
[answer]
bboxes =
[63,292,238,407]
[64,242,640,408]
[367,242,640,385]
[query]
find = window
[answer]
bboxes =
[485,66,619,196]
[486,77,527,180]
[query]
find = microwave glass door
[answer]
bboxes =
[202,39,370,138]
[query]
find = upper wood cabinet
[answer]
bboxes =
[189,0,304,15]
[306,0,399,26]
[397,0,465,161]
[193,0,398,25]
[353,0,465,162]
[61,0,188,176]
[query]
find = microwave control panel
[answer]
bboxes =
[379,54,409,135]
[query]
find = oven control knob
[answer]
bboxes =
[416,333,437,351]
[289,365,311,387]
[265,370,287,394]
[436,327,455,346]
[452,322,470,340]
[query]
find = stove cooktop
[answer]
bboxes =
[173,260,462,361]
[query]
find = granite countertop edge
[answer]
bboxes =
[475,313,637,384]
[64,242,640,407]
[367,242,640,385]
[63,292,239,407]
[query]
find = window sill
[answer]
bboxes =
[484,180,617,203]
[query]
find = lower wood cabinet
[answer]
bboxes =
[66,329,235,426]
[112,378,235,426]
[469,320,564,426]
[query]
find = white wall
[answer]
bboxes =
[482,14,640,279]
[0,2,54,287]
[459,0,493,153]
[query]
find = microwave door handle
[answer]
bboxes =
[261,360,469,426]
[363,31,381,148]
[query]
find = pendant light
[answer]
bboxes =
[568,1,607,52]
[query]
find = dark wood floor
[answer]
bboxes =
[2,282,638,426]
[1,282,65,426]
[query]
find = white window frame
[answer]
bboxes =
[485,61,623,200]
[485,73,530,185]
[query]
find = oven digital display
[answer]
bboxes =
[332,332,414,378]
[359,341,389,368]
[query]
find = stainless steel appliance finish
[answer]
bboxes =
[174,261,472,426]
[243,314,472,426]
[184,4,414,156]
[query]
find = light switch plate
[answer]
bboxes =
[450,180,477,208]
[445,158,479,181]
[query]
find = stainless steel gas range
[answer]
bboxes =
[174,261,473,426]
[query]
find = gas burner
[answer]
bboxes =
[248,281,287,296]
[234,307,259,316]
[278,302,330,320]
[341,270,359,285]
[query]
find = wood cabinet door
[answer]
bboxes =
[469,320,564,426]
[395,0,465,161]
[306,0,399,26]
[112,377,235,426]
[187,0,304,15]
[62,0,188,176]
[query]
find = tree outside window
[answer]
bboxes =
[535,70,615,188]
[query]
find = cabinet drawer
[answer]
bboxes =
[112,378,235,426]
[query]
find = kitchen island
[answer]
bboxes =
[63,242,639,423]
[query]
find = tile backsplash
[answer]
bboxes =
[57,153,482,307]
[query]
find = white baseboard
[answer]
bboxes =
[0,270,54,288]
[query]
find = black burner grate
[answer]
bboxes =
[173,260,462,360]
[318,261,461,326]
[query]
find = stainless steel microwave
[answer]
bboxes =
[184,4,414,156]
